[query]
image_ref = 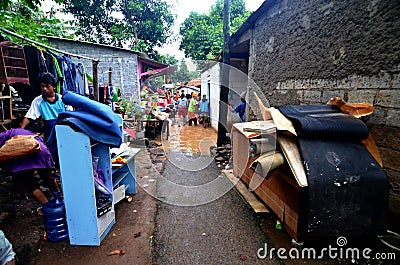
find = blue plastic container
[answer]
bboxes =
[42,191,69,242]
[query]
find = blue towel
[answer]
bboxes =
[48,91,122,147]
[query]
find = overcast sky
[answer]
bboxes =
[42,0,266,59]
[160,0,265,59]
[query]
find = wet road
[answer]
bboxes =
[152,124,279,264]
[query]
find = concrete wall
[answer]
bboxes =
[228,64,247,110]
[247,0,400,213]
[201,64,221,130]
[201,63,246,132]
[47,38,140,102]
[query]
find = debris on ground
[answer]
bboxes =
[107,249,125,256]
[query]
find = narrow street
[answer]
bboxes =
[0,0,399,264]
[152,123,279,264]
[1,120,397,265]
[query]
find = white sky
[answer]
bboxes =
[42,0,266,59]
[160,0,265,59]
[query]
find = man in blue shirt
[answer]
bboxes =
[229,97,246,122]
[199,94,210,128]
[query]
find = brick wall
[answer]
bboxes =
[247,0,400,213]
[47,38,140,102]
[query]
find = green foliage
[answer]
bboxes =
[155,54,179,66]
[179,0,251,61]
[0,0,62,10]
[169,59,200,83]
[62,0,175,59]
[0,1,71,45]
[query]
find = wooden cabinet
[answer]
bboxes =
[55,124,139,246]
[232,122,307,240]
[56,125,115,246]
[112,148,140,204]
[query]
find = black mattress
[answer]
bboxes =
[276,104,388,236]
[277,104,369,140]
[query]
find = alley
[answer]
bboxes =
[152,123,279,264]
[1,120,397,265]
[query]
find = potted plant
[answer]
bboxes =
[120,98,137,119]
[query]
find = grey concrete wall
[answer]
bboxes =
[248,0,400,213]
[47,39,140,102]
[201,64,221,130]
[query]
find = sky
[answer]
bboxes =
[159,0,265,59]
[42,0,266,59]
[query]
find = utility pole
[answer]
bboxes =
[217,0,231,147]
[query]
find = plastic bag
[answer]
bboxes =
[0,135,41,161]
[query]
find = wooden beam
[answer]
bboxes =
[223,169,270,214]
[231,29,251,47]
[92,61,99,102]
[0,27,98,62]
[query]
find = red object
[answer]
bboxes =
[0,41,30,85]
[157,98,167,107]
[166,93,172,104]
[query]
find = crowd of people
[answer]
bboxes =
[172,89,210,128]
[0,71,247,262]
[1,73,247,210]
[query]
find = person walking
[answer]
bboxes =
[177,96,188,127]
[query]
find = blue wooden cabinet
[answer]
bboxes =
[55,125,139,246]
[111,148,140,204]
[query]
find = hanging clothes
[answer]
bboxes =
[44,50,64,94]
[76,63,88,96]
[58,55,79,94]
[22,46,46,104]
[44,50,58,78]
[38,50,48,73]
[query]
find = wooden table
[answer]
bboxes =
[136,119,169,140]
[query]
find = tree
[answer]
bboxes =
[62,0,175,58]
[0,0,61,10]
[179,0,251,61]
[0,1,71,45]
[171,59,199,83]
[156,53,179,66]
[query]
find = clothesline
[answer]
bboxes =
[0,27,101,101]
[0,27,98,62]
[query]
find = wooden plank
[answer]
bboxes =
[223,169,270,214]
[277,134,308,187]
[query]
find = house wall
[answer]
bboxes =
[247,0,400,213]
[228,60,248,109]
[201,63,246,132]
[47,39,140,102]
[201,64,221,130]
